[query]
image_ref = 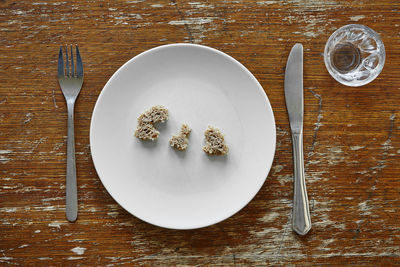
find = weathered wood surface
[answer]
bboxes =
[1,0,399,265]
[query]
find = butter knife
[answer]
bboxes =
[284,43,311,235]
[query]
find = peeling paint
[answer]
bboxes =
[326,147,345,165]
[350,15,365,21]
[272,164,284,173]
[276,174,292,185]
[259,212,280,222]
[257,1,279,4]
[42,197,64,202]
[48,221,65,229]
[71,247,86,255]
[168,17,214,26]
[350,146,365,150]
[358,200,372,216]
[107,211,119,218]
[24,113,33,124]
[0,207,17,213]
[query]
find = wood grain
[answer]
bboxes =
[1,0,399,265]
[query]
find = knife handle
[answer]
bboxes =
[291,132,311,235]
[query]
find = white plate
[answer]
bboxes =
[90,44,276,229]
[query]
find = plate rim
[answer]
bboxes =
[90,43,276,229]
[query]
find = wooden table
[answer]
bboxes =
[1,0,399,265]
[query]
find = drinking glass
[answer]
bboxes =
[324,24,385,87]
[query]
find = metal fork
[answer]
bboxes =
[58,45,84,222]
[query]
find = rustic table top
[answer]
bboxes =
[1,0,399,265]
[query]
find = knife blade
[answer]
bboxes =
[284,43,311,235]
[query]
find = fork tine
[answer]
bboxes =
[58,46,64,77]
[75,45,83,77]
[70,45,74,77]
[65,45,69,77]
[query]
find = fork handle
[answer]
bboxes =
[66,100,78,222]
